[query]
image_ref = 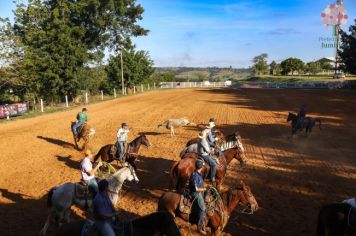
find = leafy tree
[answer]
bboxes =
[305,62,321,75]
[316,58,334,72]
[269,61,281,75]
[281,58,304,75]
[340,19,356,74]
[0,0,148,102]
[252,53,268,75]
[106,48,154,91]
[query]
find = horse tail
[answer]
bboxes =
[40,188,56,235]
[179,147,188,158]
[169,162,179,190]
[47,187,55,207]
[316,206,325,236]
[316,119,322,130]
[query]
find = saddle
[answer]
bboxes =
[348,206,356,230]
[75,182,95,200]
[77,123,86,135]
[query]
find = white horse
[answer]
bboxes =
[40,165,139,235]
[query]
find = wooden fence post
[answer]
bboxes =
[40,99,44,112]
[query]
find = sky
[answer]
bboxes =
[1,0,356,68]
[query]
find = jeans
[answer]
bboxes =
[84,178,98,194]
[72,121,83,136]
[202,155,217,181]
[95,219,115,236]
[192,192,206,228]
[117,141,125,162]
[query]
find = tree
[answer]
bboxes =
[252,53,268,75]
[305,62,321,75]
[106,47,154,91]
[0,0,148,102]
[269,61,281,75]
[316,58,334,72]
[340,19,356,74]
[281,58,305,75]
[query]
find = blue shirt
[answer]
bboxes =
[93,192,115,220]
[298,108,306,118]
[189,171,204,194]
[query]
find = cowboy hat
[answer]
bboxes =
[206,121,215,129]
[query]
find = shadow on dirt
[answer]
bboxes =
[37,135,75,149]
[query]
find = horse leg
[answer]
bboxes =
[63,209,71,223]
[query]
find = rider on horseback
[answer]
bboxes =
[297,105,306,131]
[93,179,119,236]
[72,108,88,139]
[203,118,221,156]
[116,122,130,162]
[80,149,102,194]
[189,160,207,235]
[198,130,217,183]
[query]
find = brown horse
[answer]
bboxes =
[56,211,181,236]
[71,122,95,150]
[171,144,246,192]
[158,181,259,236]
[93,134,151,170]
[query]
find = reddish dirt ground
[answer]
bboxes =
[0,88,355,236]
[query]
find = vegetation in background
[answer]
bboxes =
[340,19,356,75]
[252,53,269,75]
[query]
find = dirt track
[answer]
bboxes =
[0,88,355,236]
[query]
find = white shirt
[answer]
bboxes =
[117,128,129,142]
[80,157,94,181]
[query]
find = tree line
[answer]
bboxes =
[252,19,356,76]
[0,0,157,104]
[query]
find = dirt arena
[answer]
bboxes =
[0,88,355,236]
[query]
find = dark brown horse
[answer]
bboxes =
[56,211,181,236]
[287,112,322,136]
[93,134,151,170]
[171,144,246,192]
[71,122,95,150]
[317,203,356,236]
[158,181,259,236]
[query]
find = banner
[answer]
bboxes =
[0,103,28,119]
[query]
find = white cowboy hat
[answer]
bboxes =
[206,121,215,129]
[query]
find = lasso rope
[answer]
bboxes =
[187,186,226,235]
[97,162,117,179]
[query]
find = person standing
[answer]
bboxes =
[80,149,101,194]
[116,123,130,162]
[189,160,207,235]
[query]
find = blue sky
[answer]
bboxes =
[1,0,356,68]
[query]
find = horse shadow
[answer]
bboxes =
[138,131,162,136]
[56,155,80,170]
[37,135,75,149]
[0,188,83,236]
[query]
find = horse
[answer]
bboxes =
[158,180,259,236]
[317,203,356,236]
[93,134,152,170]
[171,142,246,192]
[157,117,196,136]
[56,211,182,236]
[287,112,322,136]
[181,132,244,158]
[71,122,95,150]
[40,165,139,235]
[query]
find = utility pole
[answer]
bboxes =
[120,48,124,95]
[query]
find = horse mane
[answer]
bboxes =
[220,141,238,151]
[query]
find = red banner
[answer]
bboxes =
[0,103,28,119]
